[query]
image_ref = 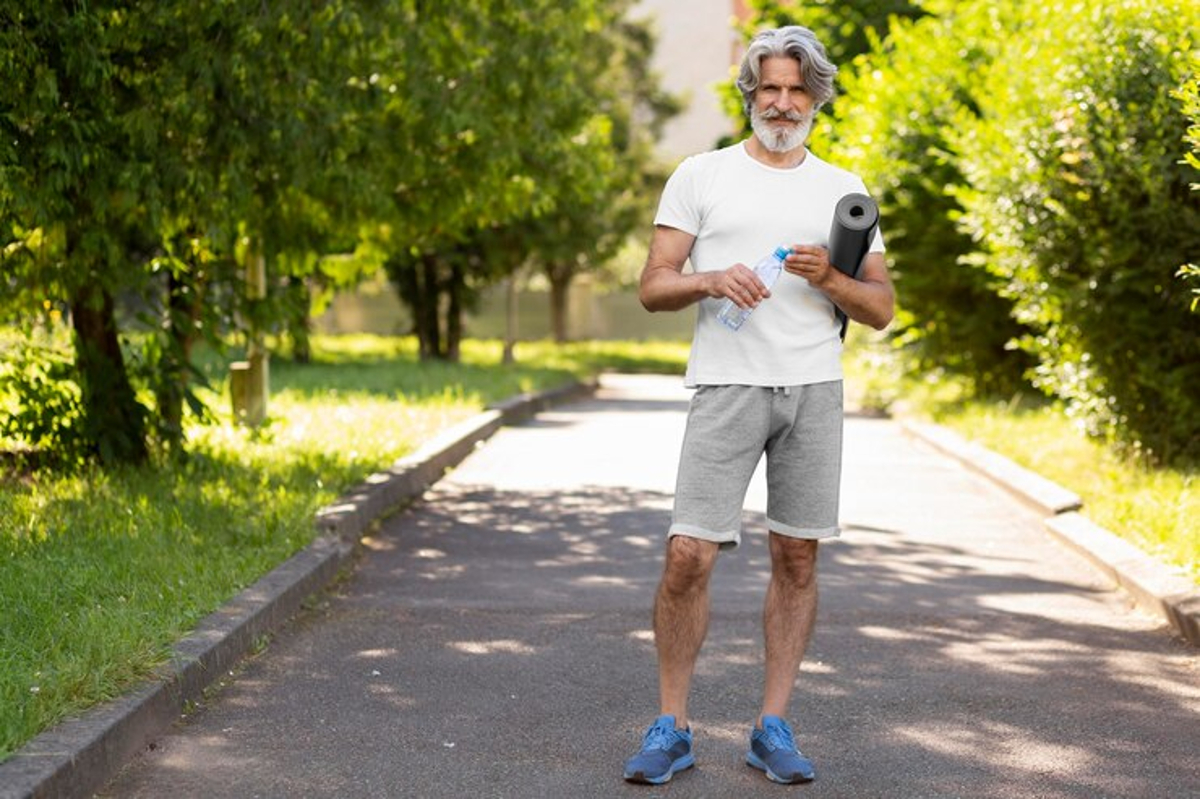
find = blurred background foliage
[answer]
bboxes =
[1,0,1198,469]
[1,0,681,466]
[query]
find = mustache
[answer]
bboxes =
[758,107,810,123]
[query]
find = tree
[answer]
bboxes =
[143,2,380,440]
[1,1,378,460]
[418,1,681,349]
[527,3,681,343]
[373,0,617,360]
[2,4,162,464]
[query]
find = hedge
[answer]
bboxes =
[951,0,1199,464]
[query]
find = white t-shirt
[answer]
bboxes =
[654,141,885,388]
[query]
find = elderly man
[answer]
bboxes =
[622,25,894,786]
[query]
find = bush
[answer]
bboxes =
[950,0,1200,464]
[832,2,1034,396]
[0,338,90,470]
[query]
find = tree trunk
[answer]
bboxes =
[70,282,148,466]
[154,268,195,450]
[549,268,571,343]
[502,275,518,364]
[390,256,420,338]
[418,254,443,360]
[388,253,443,361]
[446,260,463,363]
[287,276,312,364]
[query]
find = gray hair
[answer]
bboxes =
[737,26,837,117]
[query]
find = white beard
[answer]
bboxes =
[750,106,813,153]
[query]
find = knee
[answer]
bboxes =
[661,535,718,596]
[770,536,818,589]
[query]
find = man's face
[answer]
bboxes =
[751,56,815,154]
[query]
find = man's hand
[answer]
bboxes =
[783,245,895,330]
[783,245,834,288]
[708,263,772,310]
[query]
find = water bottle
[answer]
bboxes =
[717,246,790,331]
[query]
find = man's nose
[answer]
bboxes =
[774,89,796,110]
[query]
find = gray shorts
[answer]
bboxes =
[670,381,843,549]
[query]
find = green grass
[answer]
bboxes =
[0,335,688,760]
[844,331,1197,583]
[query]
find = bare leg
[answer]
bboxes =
[759,534,819,724]
[655,535,719,730]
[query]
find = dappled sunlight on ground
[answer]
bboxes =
[447,640,538,656]
[101,376,1199,798]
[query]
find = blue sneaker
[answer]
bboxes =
[623,715,695,784]
[746,715,815,784]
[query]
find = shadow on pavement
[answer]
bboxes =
[102,479,1199,799]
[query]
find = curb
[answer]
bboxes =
[0,379,598,799]
[900,420,1082,515]
[900,419,1199,648]
[1045,513,1200,646]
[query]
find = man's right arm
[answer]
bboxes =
[639,225,771,313]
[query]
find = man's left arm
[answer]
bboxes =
[784,248,894,331]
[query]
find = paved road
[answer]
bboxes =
[103,374,1199,798]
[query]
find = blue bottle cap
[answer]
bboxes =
[773,246,790,260]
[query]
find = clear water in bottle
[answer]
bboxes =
[717,246,790,331]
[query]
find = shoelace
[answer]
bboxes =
[643,722,680,751]
[762,722,796,753]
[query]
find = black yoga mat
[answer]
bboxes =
[827,192,879,340]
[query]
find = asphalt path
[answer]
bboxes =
[102,374,1199,798]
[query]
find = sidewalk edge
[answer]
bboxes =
[1044,513,1200,647]
[0,379,598,799]
[899,419,1198,648]
[899,420,1082,515]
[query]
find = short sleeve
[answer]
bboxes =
[653,156,702,236]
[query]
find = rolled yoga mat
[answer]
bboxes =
[827,192,879,340]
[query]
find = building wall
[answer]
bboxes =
[630,0,744,162]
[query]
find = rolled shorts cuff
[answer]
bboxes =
[766,518,842,540]
[668,522,741,550]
